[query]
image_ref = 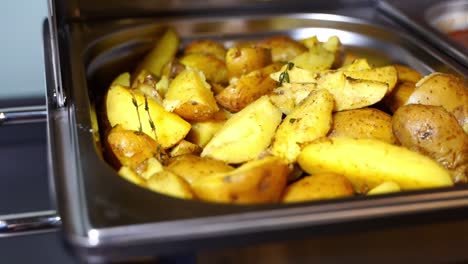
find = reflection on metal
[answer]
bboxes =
[0,105,47,125]
[0,210,61,237]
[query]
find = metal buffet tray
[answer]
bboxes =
[44,1,468,263]
[378,0,468,68]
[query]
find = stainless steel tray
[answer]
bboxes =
[378,0,468,69]
[45,12,468,263]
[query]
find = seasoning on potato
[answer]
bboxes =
[100,27,465,204]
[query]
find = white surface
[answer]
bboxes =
[1,0,47,101]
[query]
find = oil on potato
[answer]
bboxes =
[272,89,334,163]
[297,137,453,193]
[106,85,191,149]
[192,156,289,204]
[392,104,468,183]
[282,173,354,203]
[328,108,397,144]
[202,96,282,164]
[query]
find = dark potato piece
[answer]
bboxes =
[392,104,468,183]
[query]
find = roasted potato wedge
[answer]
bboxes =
[147,170,194,199]
[107,126,160,170]
[257,35,307,62]
[394,64,422,83]
[269,83,317,115]
[216,63,282,112]
[272,89,334,163]
[343,65,398,93]
[384,81,416,114]
[179,53,228,84]
[202,96,282,164]
[112,72,131,87]
[298,137,453,193]
[167,154,234,185]
[338,58,372,71]
[270,64,317,83]
[406,73,468,132]
[118,166,147,187]
[367,181,401,195]
[393,104,468,183]
[317,71,388,111]
[328,108,397,144]
[163,67,219,121]
[192,156,289,204]
[184,39,227,61]
[226,46,272,79]
[169,140,203,157]
[282,173,354,203]
[106,85,191,149]
[291,45,334,72]
[135,28,179,77]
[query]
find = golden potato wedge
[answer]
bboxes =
[163,67,219,121]
[394,64,422,83]
[160,58,186,79]
[106,85,191,149]
[367,181,401,195]
[135,28,179,77]
[298,137,453,193]
[202,96,282,164]
[272,89,334,163]
[282,173,354,203]
[257,35,307,62]
[147,170,194,199]
[118,166,147,187]
[328,108,397,144]
[338,58,372,71]
[270,64,317,84]
[343,65,398,93]
[300,36,319,49]
[169,140,203,157]
[192,156,289,204]
[225,46,272,79]
[184,39,227,61]
[317,71,388,111]
[291,45,334,72]
[384,81,416,113]
[269,83,317,115]
[216,63,282,112]
[407,72,468,131]
[112,72,130,87]
[392,104,468,183]
[131,70,163,104]
[137,157,164,179]
[107,126,159,170]
[167,154,234,185]
[179,53,228,84]
[187,120,225,148]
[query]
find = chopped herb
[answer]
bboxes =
[289,118,297,124]
[144,96,149,111]
[131,94,143,133]
[278,63,293,86]
[287,62,294,70]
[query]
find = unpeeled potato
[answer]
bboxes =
[257,35,307,62]
[184,39,227,61]
[192,156,289,204]
[328,108,397,144]
[225,46,272,79]
[282,173,354,203]
[392,104,468,183]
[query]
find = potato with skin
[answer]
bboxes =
[107,126,160,170]
[216,63,282,112]
[257,35,307,62]
[226,46,272,79]
[269,83,317,115]
[328,108,398,145]
[298,137,453,193]
[135,28,179,77]
[291,45,334,72]
[163,67,219,121]
[202,96,282,164]
[167,154,234,185]
[184,39,227,61]
[384,81,416,114]
[106,85,191,149]
[192,156,289,204]
[392,104,468,183]
[282,173,354,203]
[271,89,334,163]
[179,53,228,84]
[169,140,202,157]
[147,170,194,200]
[406,73,468,132]
[393,64,422,83]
